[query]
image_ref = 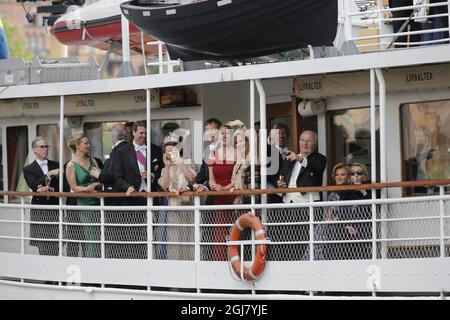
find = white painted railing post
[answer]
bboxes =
[255,80,267,223]
[147,196,153,291]
[20,197,25,255]
[309,192,314,261]
[370,69,377,260]
[377,0,385,50]
[59,95,64,260]
[100,197,105,260]
[447,1,450,43]
[59,203,63,259]
[194,196,201,293]
[343,0,353,42]
[146,88,153,267]
[375,68,388,259]
[250,80,256,213]
[439,185,445,258]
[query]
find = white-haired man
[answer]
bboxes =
[23,136,60,256]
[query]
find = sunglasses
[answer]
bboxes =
[36,145,50,149]
[350,171,364,176]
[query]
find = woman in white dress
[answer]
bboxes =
[158,132,197,260]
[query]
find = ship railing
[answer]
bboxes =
[0,179,449,263]
[343,0,450,51]
[144,40,181,74]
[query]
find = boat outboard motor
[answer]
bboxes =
[16,0,85,26]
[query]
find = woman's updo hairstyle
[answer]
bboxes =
[67,133,88,153]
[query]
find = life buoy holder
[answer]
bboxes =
[228,212,268,282]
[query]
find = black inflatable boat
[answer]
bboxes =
[120,0,338,61]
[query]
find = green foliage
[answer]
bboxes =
[2,17,33,60]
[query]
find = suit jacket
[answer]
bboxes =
[98,140,128,188]
[195,160,209,186]
[112,142,164,193]
[62,161,76,206]
[267,143,285,188]
[281,151,327,192]
[23,159,60,205]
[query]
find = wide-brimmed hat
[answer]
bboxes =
[163,132,181,146]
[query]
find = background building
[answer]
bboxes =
[0,0,145,78]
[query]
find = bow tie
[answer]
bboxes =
[135,145,147,152]
[38,160,48,166]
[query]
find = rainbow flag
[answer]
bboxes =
[0,18,9,59]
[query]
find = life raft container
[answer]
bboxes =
[228,213,268,282]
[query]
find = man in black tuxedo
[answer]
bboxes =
[193,118,221,205]
[267,122,290,203]
[112,121,164,259]
[23,136,60,256]
[277,130,326,260]
[88,122,128,259]
[113,121,164,205]
[90,122,128,205]
[278,130,326,202]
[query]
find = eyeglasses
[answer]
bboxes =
[36,145,50,149]
[350,171,364,176]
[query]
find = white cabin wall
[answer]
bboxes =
[201,78,293,129]
[264,78,293,104]
[202,81,253,126]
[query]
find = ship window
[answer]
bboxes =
[36,124,72,165]
[326,107,380,186]
[6,126,28,193]
[401,100,450,196]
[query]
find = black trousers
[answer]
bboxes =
[105,196,148,259]
[29,208,59,256]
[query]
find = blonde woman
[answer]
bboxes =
[228,120,260,204]
[65,133,102,257]
[340,162,372,260]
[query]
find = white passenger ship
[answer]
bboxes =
[0,0,449,299]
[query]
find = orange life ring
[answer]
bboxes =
[228,212,268,281]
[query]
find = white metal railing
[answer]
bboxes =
[0,199,448,295]
[0,190,449,260]
[145,40,181,74]
[343,0,450,51]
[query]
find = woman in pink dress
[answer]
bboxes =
[208,124,236,260]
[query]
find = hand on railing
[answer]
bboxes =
[193,183,208,192]
[36,185,54,193]
[126,186,136,196]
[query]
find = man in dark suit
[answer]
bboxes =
[193,118,221,205]
[112,121,164,259]
[277,130,326,260]
[267,122,290,203]
[113,121,164,204]
[23,136,60,256]
[89,122,128,259]
[278,130,326,202]
[90,122,128,205]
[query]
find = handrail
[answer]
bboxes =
[1,179,449,199]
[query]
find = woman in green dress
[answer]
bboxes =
[66,133,102,258]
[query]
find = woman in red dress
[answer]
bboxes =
[208,124,236,260]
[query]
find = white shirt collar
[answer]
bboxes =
[113,140,126,148]
[36,159,48,166]
[133,142,146,152]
